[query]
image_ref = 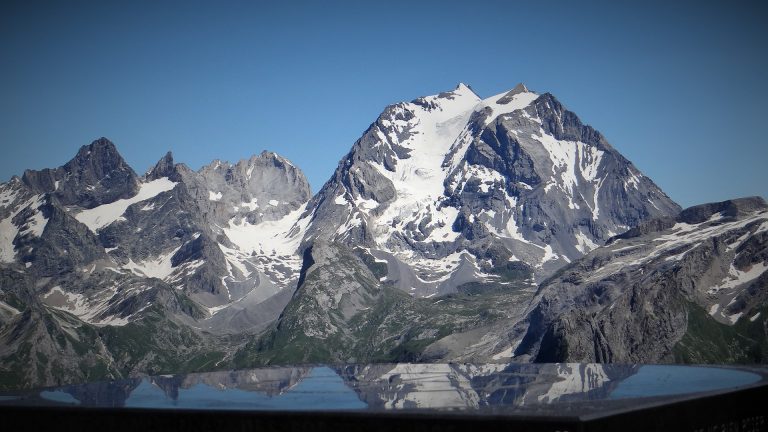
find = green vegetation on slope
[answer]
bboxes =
[673,302,768,363]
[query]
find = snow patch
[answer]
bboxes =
[224,203,307,258]
[353,196,379,211]
[208,191,223,201]
[241,198,259,211]
[123,245,182,279]
[17,196,48,238]
[540,244,558,265]
[42,285,139,327]
[709,262,768,294]
[477,89,539,126]
[709,304,720,316]
[334,194,348,206]
[75,178,177,232]
[574,230,599,254]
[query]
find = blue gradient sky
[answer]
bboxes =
[1,0,766,208]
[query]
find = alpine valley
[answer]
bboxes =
[1,83,766,390]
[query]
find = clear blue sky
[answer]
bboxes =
[1,0,766,208]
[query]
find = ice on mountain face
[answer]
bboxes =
[367,86,480,246]
[208,191,222,201]
[76,177,177,232]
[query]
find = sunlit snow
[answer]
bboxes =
[75,178,177,232]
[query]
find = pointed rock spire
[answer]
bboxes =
[510,82,529,94]
[22,137,139,208]
[146,151,177,181]
[496,83,532,105]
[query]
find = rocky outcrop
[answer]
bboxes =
[22,137,140,209]
[516,198,768,363]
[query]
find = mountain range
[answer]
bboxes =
[0,83,765,389]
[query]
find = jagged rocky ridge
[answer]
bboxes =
[0,83,765,390]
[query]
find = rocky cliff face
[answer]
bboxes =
[515,197,768,363]
[22,138,140,209]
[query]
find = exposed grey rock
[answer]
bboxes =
[515,197,768,363]
[22,137,140,209]
[145,151,178,181]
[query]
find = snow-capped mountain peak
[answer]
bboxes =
[302,83,680,295]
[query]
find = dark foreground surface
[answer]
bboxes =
[1,363,767,431]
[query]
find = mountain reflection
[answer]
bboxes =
[1,363,763,414]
